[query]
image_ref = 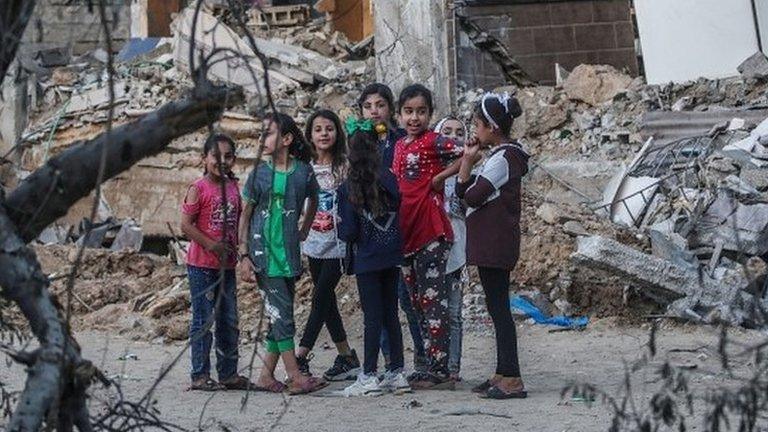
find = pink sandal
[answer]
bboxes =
[287,376,328,395]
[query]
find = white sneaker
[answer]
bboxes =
[341,374,383,397]
[379,370,412,394]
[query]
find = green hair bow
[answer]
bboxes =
[345,117,374,135]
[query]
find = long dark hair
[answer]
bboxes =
[265,112,312,163]
[202,132,237,179]
[347,130,389,217]
[304,109,347,178]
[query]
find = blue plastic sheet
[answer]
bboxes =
[510,295,589,328]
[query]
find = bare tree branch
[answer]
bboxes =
[5,83,245,242]
[0,0,36,87]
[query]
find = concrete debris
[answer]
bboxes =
[110,219,144,252]
[738,52,768,80]
[562,221,588,237]
[572,235,763,326]
[563,64,632,107]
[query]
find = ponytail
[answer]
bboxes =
[265,112,312,163]
[474,92,522,137]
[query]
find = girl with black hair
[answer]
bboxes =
[358,83,406,169]
[295,110,361,381]
[456,92,529,400]
[360,84,427,373]
[181,133,253,391]
[337,119,410,396]
[237,112,327,395]
[392,84,463,390]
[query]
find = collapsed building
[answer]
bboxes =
[2,0,768,336]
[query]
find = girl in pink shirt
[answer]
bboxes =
[180,133,253,391]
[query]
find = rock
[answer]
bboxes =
[741,168,768,191]
[738,52,768,80]
[52,67,78,86]
[671,96,694,112]
[572,111,598,131]
[554,298,573,316]
[110,219,143,252]
[517,289,555,318]
[562,221,588,237]
[536,203,575,225]
[563,64,632,107]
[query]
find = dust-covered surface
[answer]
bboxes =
[0,319,762,431]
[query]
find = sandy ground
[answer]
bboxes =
[1,317,764,432]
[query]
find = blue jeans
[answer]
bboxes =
[380,275,426,370]
[187,266,239,381]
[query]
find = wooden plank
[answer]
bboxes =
[147,0,181,37]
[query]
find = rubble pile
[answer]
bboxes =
[33,244,360,342]
[457,62,768,326]
[13,3,375,238]
[13,2,768,330]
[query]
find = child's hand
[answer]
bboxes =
[207,241,230,257]
[431,176,446,192]
[463,137,481,163]
[237,258,256,284]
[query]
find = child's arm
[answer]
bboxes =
[237,202,256,283]
[431,135,464,192]
[300,169,320,241]
[337,186,359,243]
[431,159,461,192]
[238,202,253,257]
[180,185,228,257]
[301,195,318,241]
[457,145,510,208]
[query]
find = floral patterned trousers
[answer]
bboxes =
[402,239,451,377]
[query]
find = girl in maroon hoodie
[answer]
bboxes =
[456,92,528,400]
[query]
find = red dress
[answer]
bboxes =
[391,130,462,255]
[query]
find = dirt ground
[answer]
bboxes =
[1,316,762,431]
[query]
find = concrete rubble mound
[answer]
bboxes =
[7,8,768,331]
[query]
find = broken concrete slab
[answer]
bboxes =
[66,83,129,114]
[253,36,344,82]
[172,8,299,97]
[110,219,143,252]
[532,158,623,206]
[691,191,768,256]
[640,110,768,147]
[562,221,588,237]
[740,168,768,191]
[738,52,768,80]
[649,230,697,270]
[572,235,744,306]
[562,64,632,107]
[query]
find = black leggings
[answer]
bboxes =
[478,266,521,378]
[357,267,403,374]
[299,257,347,350]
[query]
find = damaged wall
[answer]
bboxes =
[373,0,455,118]
[22,1,131,54]
[456,0,638,87]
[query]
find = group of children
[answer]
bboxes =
[180,82,529,399]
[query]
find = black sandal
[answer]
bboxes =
[472,379,493,394]
[481,384,527,399]
[189,377,224,391]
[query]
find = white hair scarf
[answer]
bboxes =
[481,91,513,130]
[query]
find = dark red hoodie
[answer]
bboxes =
[456,143,530,270]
